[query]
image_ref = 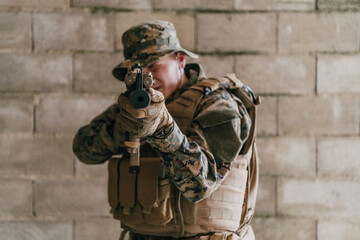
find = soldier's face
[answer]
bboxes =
[143,53,186,99]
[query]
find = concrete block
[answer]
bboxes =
[36,178,109,217]
[74,53,126,93]
[0,12,31,50]
[318,0,360,10]
[0,136,73,176]
[0,0,69,7]
[318,137,360,178]
[255,177,275,216]
[75,218,123,240]
[252,217,316,240]
[0,54,71,92]
[318,221,360,240]
[73,0,151,9]
[257,137,316,176]
[0,221,72,240]
[278,178,360,219]
[76,158,108,177]
[36,95,115,134]
[189,55,234,78]
[197,13,276,53]
[116,12,195,52]
[0,179,32,217]
[279,13,360,53]
[0,96,33,133]
[257,97,277,136]
[235,55,315,94]
[318,55,360,94]
[278,96,359,136]
[34,12,113,51]
[154,0,233,10]
[234,0,315,10]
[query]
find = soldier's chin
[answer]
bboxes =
[160,89,172,99]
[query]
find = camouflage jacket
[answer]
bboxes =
[73,63,251,202]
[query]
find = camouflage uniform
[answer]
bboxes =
[73,20,255,239]
[73,62,251,203]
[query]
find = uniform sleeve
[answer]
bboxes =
[146,89,251,203]
[72,103,124,164]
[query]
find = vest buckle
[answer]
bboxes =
[203,86,211,96]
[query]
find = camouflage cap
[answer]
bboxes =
[112,20,199,81]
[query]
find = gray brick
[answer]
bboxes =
[74,53,126,93]
[279,13,360,53]
[189,55,234,77]
[36,178,109,217]
[0,12,31,50]
[234,0,315,10]
[0,136,73,176]
[318,55,360,94]
[116,13,195,52]
[253,217,316,240]
[318,137,360,178]
[257,137,316,176]
[0,180,32,217]
[76,218,123,240]
[36,95,114,134]
[278,96,359,136]
[34,12,113,51]
[278,178,360,219]
[76,159,108,177]
[73,0,151,9]
[318,0,360,10]
[257,97,276,136]
[0,221,72,240]
[0,54,71,92]
[197,14,276,53]
[154,0,233,10]
[0,96,33,133]
[318,221,360,240]
[235,55,315,94]
[0,0,69,7]
[255,177,275,216]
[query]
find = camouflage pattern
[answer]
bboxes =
[112,20,198,81]
[146,65,249,202]
[73,63,250,203]
[72,103,124,164]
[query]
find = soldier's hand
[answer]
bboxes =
[118,88,173,138]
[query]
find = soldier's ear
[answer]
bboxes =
[176,52,186,69]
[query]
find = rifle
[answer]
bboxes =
[122,63,154,173]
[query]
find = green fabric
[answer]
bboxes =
[202,120,241,164]
[195,107,242,164]
[195,109,240,128]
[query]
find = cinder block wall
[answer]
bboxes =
[1,1,360,239]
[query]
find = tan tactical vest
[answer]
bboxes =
[108,74,260,238]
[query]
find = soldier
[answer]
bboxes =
[73,20,260,240]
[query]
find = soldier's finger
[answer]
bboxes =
[149,88,165,103]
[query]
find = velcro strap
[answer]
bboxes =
[167,90,204,134]
[137,158,161,213]
[189,78,221,92]
[119,158,136,209]
[108,158,121,208]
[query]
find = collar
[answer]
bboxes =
[166,63,206,104]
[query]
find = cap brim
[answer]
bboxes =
[180,48,199,59]
[112,48,199,81]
